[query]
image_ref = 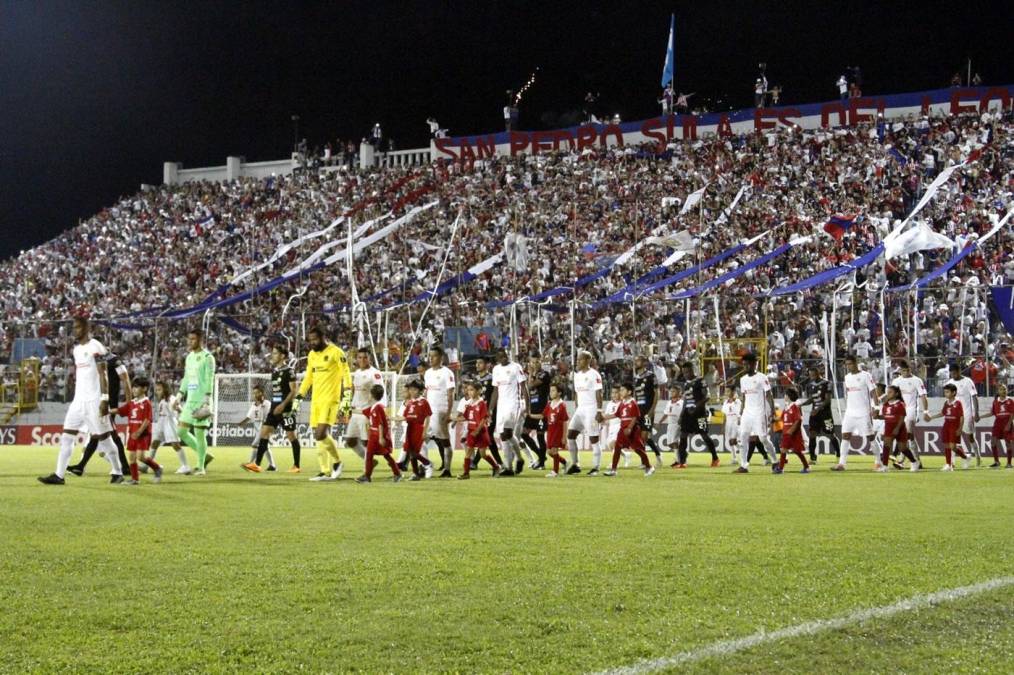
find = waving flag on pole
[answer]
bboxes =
[660,14,675,87]
[823,214,856,241]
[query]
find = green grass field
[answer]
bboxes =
[1,445,1012,674]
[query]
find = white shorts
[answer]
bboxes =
[605,423,620,445]
[873,419,885,436]
[568,407,600,438]
[738,414,767,439]
[64,399,112,436]
[841,413,873,437]
[961,417,975,435]
[153,418,180,444]
[428,410,450,439]
[345,412,369,440]
[495,406,524,436]
[724,420,740,441]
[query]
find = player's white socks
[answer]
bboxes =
[99,437,122,474]
[568,438,579,466]
[517,438,534,464]
[738,434,751,468]
[176,448,190,470]
[871,438,884,466]
[838,437,851,465]
[443,444,454,469]
[761,435,777,460]
[503,440,516,468]
[56,433,75,478]
[248,447,258,463]
[591,441,602,469]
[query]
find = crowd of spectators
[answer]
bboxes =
[2,103,1011,403]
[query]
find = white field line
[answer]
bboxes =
[594,576,1014,675]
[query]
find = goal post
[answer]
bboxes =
[212,373,271,448]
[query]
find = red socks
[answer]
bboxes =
[632,447,651,468]
[482,454,499,471]
[364,450,375,478]
[129,462,139,481]
[142,457,160,471]
[794,449,809,469]
[881,445,891,466]
[385,455,401,476]
[463,455,472,476]
[992,444,1000,462]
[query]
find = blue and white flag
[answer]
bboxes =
[660,14,675,88]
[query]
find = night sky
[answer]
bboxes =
[1,0,1010,260]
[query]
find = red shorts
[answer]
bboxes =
[615,429,644,451]
[465,428,490,450]
[366,437,393,455]
[403,429,425,454]
[546,427,565,450]
[992,423,1013,442]
[127,436,151,452]
[884,425,909,443]
[941,424,960,446]
[780,437,804,453]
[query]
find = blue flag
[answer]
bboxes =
[661,14,675,88]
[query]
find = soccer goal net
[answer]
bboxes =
[212,373,271,448]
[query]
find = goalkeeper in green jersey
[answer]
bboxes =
[178,328,216,474]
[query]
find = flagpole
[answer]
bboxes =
[879,288,889,386]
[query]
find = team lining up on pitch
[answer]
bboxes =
[36,316,1014,486]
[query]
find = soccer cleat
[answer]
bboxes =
[603,469,617,476]
[961,458,970,470]
[123,479,139,485]
[37,473,65,485]
[874,466,889,473]
[676,463,688,470]
[546,471,558,478]
[408,473,422,481]
[989,462,1001,469]
[354,475,371,484]
[241,463,262,473]
[734,467,749,474]
[941,464,954,472]
[891,461,906,471]
[670,461,681,468]
[204,454,215,468]
[153,466,163,483]
[110,474,125,484]
[587,467,600,476]
[515,459,525,475]
[532,460,544,470]
[910,461,921,472]
[644,466,656,477]
[193,469,207,476]
[498,468,515,477]
[439,469,453,479]
[565,464,581,475]
[396,459,409,472]
[772,465,783,474]
[710,459,721,468]
[800,467,810,474]
[424,465,434,479]
[1006,464,1013,469]
[309,473,329,481]
[331,462,344,479]
[457,474,470,480]
[287,466,301,473]
[175,466,192,475]
[66,465,83,477]
[391,474,402,483]
[267,466,277,472]
[831,464,846,472]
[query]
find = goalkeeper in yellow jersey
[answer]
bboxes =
[294,325,353,482]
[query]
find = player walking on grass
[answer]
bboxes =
[566,351,603,474]
[344,347,386,465]
[924,383,969,471]
[801,365,838,464]
[423,346,456,475]
[239,386,276,472]
[874,385,919,472]
[834,356,880,472]
[490,349,531,476]
[246,344,302,473]
[720,387,740,466]
[112,378,162,484]
[664,386,684,466]
[890,360,927,469]
[455,381,500,479]
[978,384,1013,468]
[945,363,982,465]
[634,355,665,469]
[355,385,402,483]
[603,382,654,477]
[393,379,433,480]
[39,317,125,485]
[676,361,720,469]
[177,328,216,475]
[296,325,352,482]
[773,387,809,474]
[66,348,131,478]
[543,383,569,477]
[148,382,191,474]
[735,353,777,473]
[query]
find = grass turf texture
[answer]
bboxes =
[1,445,1011,674]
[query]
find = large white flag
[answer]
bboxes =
[679,184,707,215]
[885,221,956,260]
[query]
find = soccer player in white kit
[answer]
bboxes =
[946,363,981,465]
[721,387,742,465]
[891,360,927,470]
[735,353,778,473]
[38,317,125,485]
[662,386,684,467]
[566,351,604,474]
[490,349,531,476]
[344,348,386,462]
[835,355,881,471]
[149,381,191,474]
[423,346,456,476]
